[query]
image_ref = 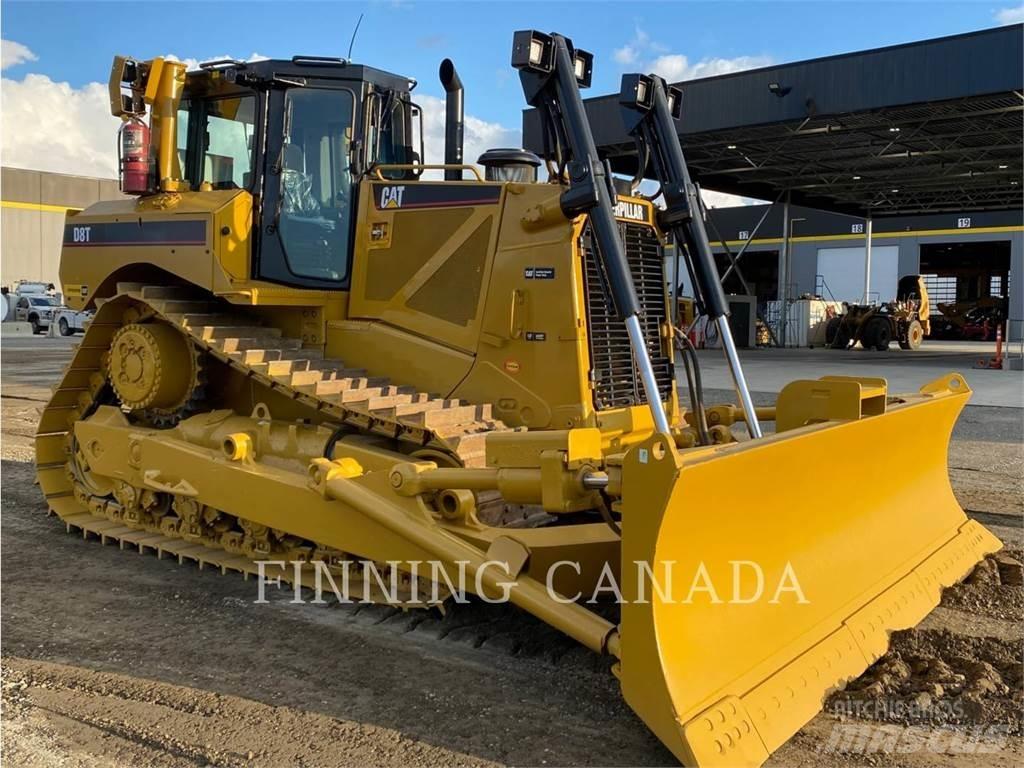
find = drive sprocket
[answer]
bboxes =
[106,322,201,425]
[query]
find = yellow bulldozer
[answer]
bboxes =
[36,30,998,767]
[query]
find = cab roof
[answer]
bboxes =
[185,57,415,95]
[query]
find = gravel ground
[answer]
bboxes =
[2,337,1021,767]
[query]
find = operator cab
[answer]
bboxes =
[176,57,420,289]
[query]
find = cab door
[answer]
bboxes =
[256,85,357,289]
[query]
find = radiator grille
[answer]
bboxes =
[581,222,674,411]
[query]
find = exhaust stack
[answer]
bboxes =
[439,58,464,180]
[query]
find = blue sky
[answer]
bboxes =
[2,1,1021,184]
[3,1,1019,127]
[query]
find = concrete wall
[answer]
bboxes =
[1,167,124,289]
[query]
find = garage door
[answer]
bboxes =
[816,246,899,303]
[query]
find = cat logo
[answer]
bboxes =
[613,200,648,223]
[380,185,406,209]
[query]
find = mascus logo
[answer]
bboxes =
[614,200,648,222]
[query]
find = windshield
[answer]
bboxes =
[30,297,59,306]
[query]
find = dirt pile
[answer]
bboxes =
[829,628,1023,734]
[939,550,1024,622]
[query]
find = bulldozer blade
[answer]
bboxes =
[617,373,1000,767]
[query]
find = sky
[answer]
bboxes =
[2,0,1022,204]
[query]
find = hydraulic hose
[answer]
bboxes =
[675,329,711,445]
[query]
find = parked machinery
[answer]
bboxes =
[35,32,996,767]
[827,275,931,350]
[933,296,1009,341]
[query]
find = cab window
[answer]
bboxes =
[277,88,354,281]
[176,96,256,191]
[368,96,416,180]
[202,97,256,189]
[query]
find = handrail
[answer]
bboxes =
[198,59,247,70]
[371,164,484,182]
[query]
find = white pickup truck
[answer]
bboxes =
[12,294,91,335]
[53,306,93,335]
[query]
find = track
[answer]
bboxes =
[33,283,512,583]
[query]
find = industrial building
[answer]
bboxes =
[694,203,1021,342]
[1,167,124,291]
[524,23,1024,341]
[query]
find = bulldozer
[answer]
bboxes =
[36,30,999,767]
[826,275,931,351]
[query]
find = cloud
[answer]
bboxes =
[165,52,269,71]
[1,73,121,178]
[613,26,771,82]
[613,27,666,66]
[635,179,764,208]
[994,5,1024,24]
[2,39,38,70]
[648,54,773,82]
[700,189,765,209]
[415,94,519,178]
[0,63,519,184]
[1,52,271,179]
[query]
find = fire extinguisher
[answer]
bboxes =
[119,118,152,195]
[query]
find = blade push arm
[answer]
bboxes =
[619,74,763,438]
[512,31,671,436]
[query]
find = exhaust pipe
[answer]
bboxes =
[439,58,464,180]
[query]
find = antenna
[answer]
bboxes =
[347,13,364,61]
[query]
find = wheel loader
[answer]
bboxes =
[826,275,931,351]
[36,30,999,767]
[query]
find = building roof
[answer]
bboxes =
[522,25,1024,217]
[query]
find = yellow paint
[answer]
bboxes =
[618,373,1000,766]
[1,200,82,214]
[712,224,1024,248]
